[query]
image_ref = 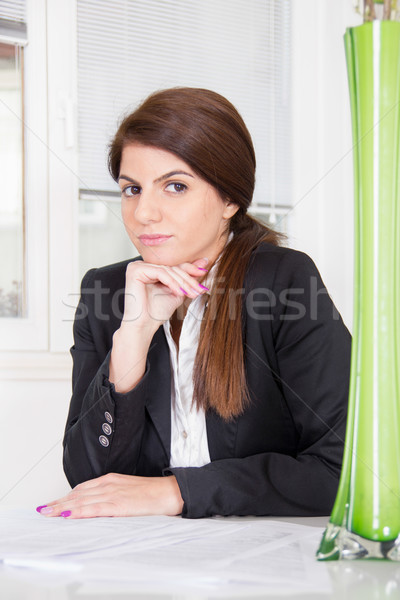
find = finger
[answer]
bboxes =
[127,263,198,298]
[127,261,208,297]
[170,266,209,295]
[38,503,94,519]
[143,266,203,299]
[61,502,118,519]
[37,483,105,513]
[37,502,71,517]
[191,257,209,271]
[38,493,72,508]
[38,492,110,518]
[176,260,209,276]
[37,473,139,516]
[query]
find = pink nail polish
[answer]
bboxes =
[36,505,47,513]
[180,287,188,295]
[60,510,71,518]
[197,267,208,272]
[40,506,54,515]
[199,284,209,291]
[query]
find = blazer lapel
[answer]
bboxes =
[206,409,238,461]
[145,327,171,462]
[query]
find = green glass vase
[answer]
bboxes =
[317,20,400,561]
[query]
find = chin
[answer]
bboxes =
[139,250,182,266]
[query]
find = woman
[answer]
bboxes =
[37,88,351,519]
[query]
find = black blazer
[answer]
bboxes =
[63,243,351,518]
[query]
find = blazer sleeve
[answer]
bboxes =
[168,250,351,518]
[63,268,150,488]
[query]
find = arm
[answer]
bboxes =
[169,250,351,518]
[63,268,152,487]
[39,259,208,517]
[63,259,209,488]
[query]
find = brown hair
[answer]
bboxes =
[109,87,282,420]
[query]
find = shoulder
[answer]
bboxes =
[245,243,321,289]
[80,256,142,290]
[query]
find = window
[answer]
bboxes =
[0,1,27,319]
[0,41,24,317]
[0,0,49,351]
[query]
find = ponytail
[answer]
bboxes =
[193,214,283,420]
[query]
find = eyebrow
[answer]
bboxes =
[118,170,195,185]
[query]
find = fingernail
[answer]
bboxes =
[197,267,208,272]
[60,511,71,518]
[40,506,54,515]
[198,284,209,291]
[180,287,188,296]
[36,505,47,513]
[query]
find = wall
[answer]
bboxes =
[289,0,362,330]
[0,372,71,508]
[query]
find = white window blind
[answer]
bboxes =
[0,0,27,45]
[77,0,292,215]
[0,0,25,22]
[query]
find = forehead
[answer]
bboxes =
[120,143,194,174]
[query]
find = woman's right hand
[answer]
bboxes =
[109,257,208,393]
[121,257,209,332]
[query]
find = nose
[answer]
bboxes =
[134,189,162,224]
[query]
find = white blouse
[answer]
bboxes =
[163,281,211,469]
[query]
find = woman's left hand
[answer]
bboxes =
[36,473,184,519]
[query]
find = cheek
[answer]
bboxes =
[201,197,227,228]
[121,201,133,224]
[190,196,222,224]
[121,203,137,240]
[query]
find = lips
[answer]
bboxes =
[138,234,172,246]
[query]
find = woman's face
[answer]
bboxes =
[118,143,238,266]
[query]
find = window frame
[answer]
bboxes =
[0,0,79,357]
[0,0,49,351]
[46,0,79,353]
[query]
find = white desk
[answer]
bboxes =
[0,512,399,600]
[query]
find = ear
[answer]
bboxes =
[222,201,240,220]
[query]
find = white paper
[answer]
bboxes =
[0,509,331,596]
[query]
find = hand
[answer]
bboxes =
[109,257,209,392]
[122,257,209,329]
[36,473,184,519]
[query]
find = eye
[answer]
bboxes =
[165,182,187,193]
[122,184,141,197]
